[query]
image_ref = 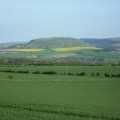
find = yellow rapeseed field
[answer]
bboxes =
[53,47,101,52]
[6,48,45,52]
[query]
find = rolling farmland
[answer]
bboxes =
[0,38,120,119]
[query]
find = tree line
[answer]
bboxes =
[0,69,120,78]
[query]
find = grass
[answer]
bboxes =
[0,66,120,119]
[53,47,101,52]
[0,79,120,120]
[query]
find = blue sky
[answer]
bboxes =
[0,0,120,43]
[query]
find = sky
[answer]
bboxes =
[0,0,120,43]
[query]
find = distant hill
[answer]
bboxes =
[24,37,120,50]
[0,37,120,50]
[0,37,120,65]
[25,37,89,49]
[0,42,26,49]
[81,38,120,50]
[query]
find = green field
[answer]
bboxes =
[0,49,120,60]
[0,66,120,120]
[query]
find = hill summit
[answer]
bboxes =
[25,37,89,49]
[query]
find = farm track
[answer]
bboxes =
[0,103,120,120]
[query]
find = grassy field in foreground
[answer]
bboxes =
[0,66,120,120]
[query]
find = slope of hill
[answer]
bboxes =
[81,38,120,50]
[0,42,26,49]
[25,37,89,49]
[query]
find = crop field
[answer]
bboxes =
[76,50,120,60]
[0,66,120,120]
[0,48,119,63]
[0,48,45,52]
[53,47,101,52]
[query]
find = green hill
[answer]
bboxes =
[25,37,89,49]
[7,37,120,50]
[1,37,120,50]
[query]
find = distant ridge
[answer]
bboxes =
[0,42,26,49]
[0,37,120,50]
[25,37,89,49]
[81,37,120,50]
